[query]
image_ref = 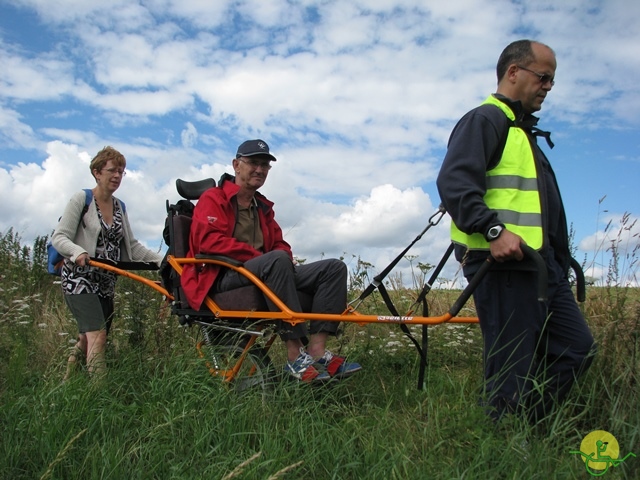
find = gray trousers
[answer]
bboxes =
[213,250,347,341]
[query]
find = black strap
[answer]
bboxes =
[345,206,448,390]
[413,243,455,308]
[377,283,428,376]
[375,241,456,390]
[531,126,555,149]
[414,243,455,389]
[352,206,446,305]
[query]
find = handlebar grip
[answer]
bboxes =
[448,244,548,317]
[520,244,547,302]
[569,256,586,303]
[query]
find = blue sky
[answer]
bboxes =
[1,0,638,286]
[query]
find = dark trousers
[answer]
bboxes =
[471,258,596,422]
[214,250,347,341]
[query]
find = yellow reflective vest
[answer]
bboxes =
[450,95,544,250]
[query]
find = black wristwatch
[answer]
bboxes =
[485,224,505,242]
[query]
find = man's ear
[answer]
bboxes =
[505,64,519,84]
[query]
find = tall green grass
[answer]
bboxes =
[1,226,638,479]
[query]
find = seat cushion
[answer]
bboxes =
[211,286,313,313]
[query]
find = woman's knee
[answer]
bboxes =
[86,330,107,349]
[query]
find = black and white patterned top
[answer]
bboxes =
[61,198,124,298]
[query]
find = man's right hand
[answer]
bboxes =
[489,229,525,262]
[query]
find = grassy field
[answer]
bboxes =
[0,228,638,479]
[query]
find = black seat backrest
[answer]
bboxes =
[164,178,214,253]
[162,179,215,321]
[172,215,192,258]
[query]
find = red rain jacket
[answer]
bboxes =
[180,177,292,310]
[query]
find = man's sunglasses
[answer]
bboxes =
[517,65,555,86]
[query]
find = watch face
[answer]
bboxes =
[488,226,503,240]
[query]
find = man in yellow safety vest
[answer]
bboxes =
[437,39,595,423]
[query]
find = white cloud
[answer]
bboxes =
[577,212,640,285]
[180,122,198,148]
[0,47,76,101]
[0,142,91,239]
[0,106,39,150]
[1,0,639,287]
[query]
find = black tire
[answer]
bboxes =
[198,328,275,394]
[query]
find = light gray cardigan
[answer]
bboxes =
[52,190,162,266]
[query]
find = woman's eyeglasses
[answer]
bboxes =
[103,167,127,176]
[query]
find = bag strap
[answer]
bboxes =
[80,188,93,227]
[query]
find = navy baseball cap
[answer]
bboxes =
[235,139,277,161]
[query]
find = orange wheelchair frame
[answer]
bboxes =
[87,178,573,392]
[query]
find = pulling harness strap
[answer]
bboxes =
[415,242,455,389]
[350,206,448,390]
[352,205,446,305]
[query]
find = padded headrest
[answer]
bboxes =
[176,178,215,200]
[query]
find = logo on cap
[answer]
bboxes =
[236,139,276,161]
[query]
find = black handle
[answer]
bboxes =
[448,255,494,317]
[90,258,159,271]
[570,256,586,303]
[520,244,547,302]
[448,244,548,317]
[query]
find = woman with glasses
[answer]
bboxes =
[52,146,163,380]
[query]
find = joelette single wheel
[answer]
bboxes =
[197,326,275,393]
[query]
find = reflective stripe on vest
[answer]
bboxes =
[450,95,543,250]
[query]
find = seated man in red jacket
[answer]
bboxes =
[181,139,361,382]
